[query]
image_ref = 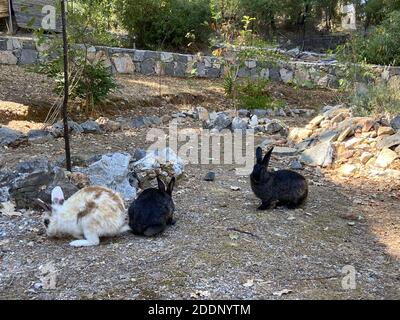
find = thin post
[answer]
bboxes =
[61,0,72,171]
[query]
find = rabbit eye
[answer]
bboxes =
[44,219,50,228]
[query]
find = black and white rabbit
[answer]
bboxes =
[250,147,308,210]
[128,177,176,237]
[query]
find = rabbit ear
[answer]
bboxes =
[51,186,65,206]
[256,147,263,164]
[167,177,175,195]
[157,177,166,192]
[262,147,274,167]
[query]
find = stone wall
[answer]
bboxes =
[1,35,400,88]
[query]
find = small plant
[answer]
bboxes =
[352,79,400,116]
[236,79,284,110]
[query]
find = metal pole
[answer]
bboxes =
[7,0,13,34]
[61,0,72,171]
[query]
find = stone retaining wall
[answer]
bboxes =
[1,35,400,88]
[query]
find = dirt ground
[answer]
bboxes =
[0,66,399,300]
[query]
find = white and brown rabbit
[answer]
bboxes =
[37,186,130,247]
[250,147,308,210]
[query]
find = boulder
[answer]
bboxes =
[375,148,399,168]
[377,126,395,136]
[10,167,78,209]
[273,147,298,156]
[0,128,27,147]
[288,127,312,142]
[27,129,53,143]
[300,142,334,167]
[376,132,400,149]
[96,117,121,132]
[81,120,102,134]
[265,121,284,134]
[231,117,248,132]
[0,51,17,65]
[83,153,136,202]
[390,115,400,131]
[50,121,83,138]
[205,113,232,131]
[131,116,162,129]
[132,147,184,187]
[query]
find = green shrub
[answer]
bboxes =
[352,78,400,116]
[116,0,212,52]
[342,11,400,66]
[236,79,285,109]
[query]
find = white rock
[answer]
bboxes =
[375,148,399,168]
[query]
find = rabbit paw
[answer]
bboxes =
[69,239,99,247]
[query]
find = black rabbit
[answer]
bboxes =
[250,147,308,210]
[128,177,176,236]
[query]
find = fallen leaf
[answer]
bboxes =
[272,289,293,297]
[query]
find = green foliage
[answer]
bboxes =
[116,0,212,51]
[342,11,400,66]
[236,79,285,109]
[352,79,400,116]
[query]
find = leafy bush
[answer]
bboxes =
[116,0,212,51]
[342,11,400,66]
[236,79,285,109]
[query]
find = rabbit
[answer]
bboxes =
[250,146,308,210]
[37,185,130,247]
[128,176,176,237]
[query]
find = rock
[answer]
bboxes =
[231,117,248,132]
[204,171,215,182]
[20,49,38,64]
[280,68,293,83]
[132,147,184,187]
[318,130,339,143]
[27,129,52,143]
[252,109,268,118]
[131,116,161,129]
[81,120,102,134]
[344,137,363,149]
[249,115,258,127]
[50,121,83,138]
[95,117,121,132]
[10,167,78,209]
[376,132,400,149]
[288,127,312,142]
[132,148,147,162]
[375,148,399,168]
[238,109,250,118]
[15,159,50,174]
[0,127,27,147]
[83,153,136,202]
[296,139,314,152]
[194,107,209,121]
[273,147,298,156]
[390,115,400,131]
[396,145,400,154]
[111,53,135,74]
[290,159,303,170]
[360,152,373,165]
[265,121,284,134]
[337,127,353,142]
[340,164,357,176]
[277,109,286,117]
[362,119,376,132]
[318,74,338,88]
[377,126,395,136]
[309,115,325,128]
[0,51,17,65]
[300,142,334,167]
[205,113,232,131]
